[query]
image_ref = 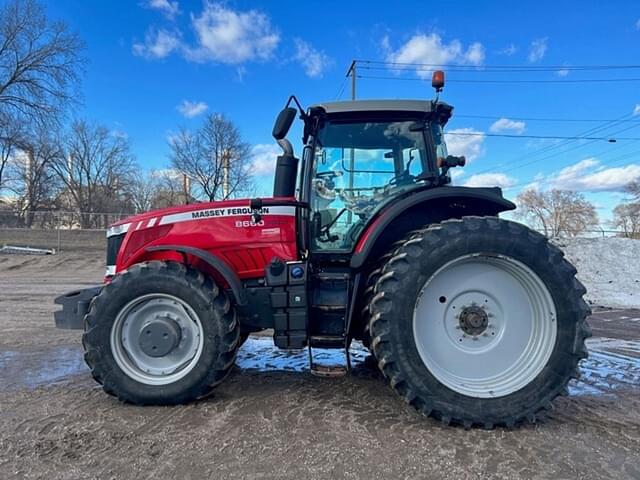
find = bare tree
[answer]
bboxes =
[625,180,640,202]
[611,202,640,239]
[10,127,62,226]
[0,0,84,126]
[610,180,640,238]
[51,120,136,228]
[516,188,599,237]
[153,170,193,208]
[0,117,24,193]
[169,113,253,202]
[126,173,159,214]
[124,169,194,213]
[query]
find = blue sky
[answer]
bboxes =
[43,0,640,223]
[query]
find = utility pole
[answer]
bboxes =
[348,60,356,100]
[347,60,357,223]
[182,174,190,205]
[222,149,230,199]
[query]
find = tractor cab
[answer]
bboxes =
[271,96,463,257]
[304,99,454,252]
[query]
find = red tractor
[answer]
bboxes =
[54,73,590,428]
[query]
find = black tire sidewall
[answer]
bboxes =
[378,221,582,422]
[85,263,232,404]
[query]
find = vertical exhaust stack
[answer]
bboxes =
[272,107,299,197]
[273,153,299,198]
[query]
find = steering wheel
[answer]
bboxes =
[387,170,415,187]
[315,170,342,180]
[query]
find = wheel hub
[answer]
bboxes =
[138,315,182,357]
[458,305,489,336]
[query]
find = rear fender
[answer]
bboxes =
[350,186,516,270]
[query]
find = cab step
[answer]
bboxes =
[309,334,345,348]
[308,338,351,377]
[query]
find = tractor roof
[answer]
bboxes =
[308,100,453,126]
[311,99,452,116]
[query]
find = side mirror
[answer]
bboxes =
[272,107,297,140]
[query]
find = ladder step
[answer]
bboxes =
[307,341,352,377]
[312,305,346,312]
[310,364,348,378]
[315,272,349,281]
[309,335,345,348]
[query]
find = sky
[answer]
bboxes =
[42,0,640,225]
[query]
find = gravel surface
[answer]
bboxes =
[1,252,639,479]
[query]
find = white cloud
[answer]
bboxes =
[185,3,279,64]
[111,130,129,139]
[250,143,280,176]
[549,158,640,192]
[143,0,180,19]
[384,33,485,78]
[177,100,208,118]
[528,38,548,63]
[499,44,517,56]
[464,173,517,188]
[556,68,569,77]
[489,118,526,134]
[633,104,640,116]
[450,168,465,180]
[445,128,485,162]
[293,38,332,78]
[132,28,181,59]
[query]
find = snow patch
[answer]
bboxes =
[553,237,640,309]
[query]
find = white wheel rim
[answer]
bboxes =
[412,254,557,398]
[110,293,204,386]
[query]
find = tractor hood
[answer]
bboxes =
[106,197,295,238]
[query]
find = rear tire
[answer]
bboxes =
[82,261,240,405]
[358,236,420,350]
[370,217,591,428]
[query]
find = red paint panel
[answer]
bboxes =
[115,198,298,280]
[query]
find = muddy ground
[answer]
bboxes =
[1,252,639,480]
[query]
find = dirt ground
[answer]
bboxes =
[1,252,639,480]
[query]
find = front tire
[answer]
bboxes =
[370,217,591,428]
[82,261,240,405]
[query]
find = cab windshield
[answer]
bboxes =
[310,119,433,251]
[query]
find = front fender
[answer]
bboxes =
[145,245,247,306]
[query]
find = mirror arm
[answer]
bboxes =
[285,95,308,119]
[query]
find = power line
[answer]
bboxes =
[354,59,640,71]
[334,75,348,100]
[454,114,640,123]
[358,64,640,74]
[357,74,640,84]
[499,122,640,174]
[503,148,640,191]
[446,132,640,141]
[470,113,639,176]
